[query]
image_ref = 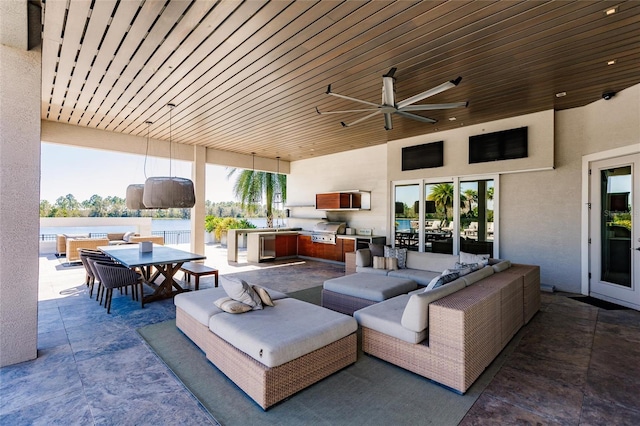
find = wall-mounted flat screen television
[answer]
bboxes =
[402,141,444,171]
[469,127,528,164]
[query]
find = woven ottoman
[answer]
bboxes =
[322,273,418,315]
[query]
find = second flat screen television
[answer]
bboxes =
[469,127,528,164]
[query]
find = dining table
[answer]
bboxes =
[99,244,206,305]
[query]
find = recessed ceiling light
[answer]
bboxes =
[555,92,567,98]
[607,59,617,65]
[605,6,618,15]
[448,117,457,121]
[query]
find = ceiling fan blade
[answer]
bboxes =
[396,76,462,109]
[384,113,393,131]
[382,76,395,106]
[399,101,468,112]
[326,85,380,108]
[341,110,381,128]
[316,106,379,115]
[396,111,437,124]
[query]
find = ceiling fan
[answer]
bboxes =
[316,68,468,130]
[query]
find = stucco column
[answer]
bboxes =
[190,145,206,255]
[0,0,41,366]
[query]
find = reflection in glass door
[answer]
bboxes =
[459,179,495,256]
[590,154,639,309]
[394,184,420,251]
[425,183,454,254]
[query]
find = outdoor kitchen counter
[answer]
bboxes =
[227,228,301,262]
[246,231,301,263]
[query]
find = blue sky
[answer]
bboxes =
[40,143,238,203]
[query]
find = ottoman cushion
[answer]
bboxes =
[324,273,417,302]
[209,298,357,368]
[175,287,287,326]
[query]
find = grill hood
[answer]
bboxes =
[313,222,346,234]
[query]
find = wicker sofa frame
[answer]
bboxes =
[176,306,357,410]
[359,266,537,393]
[321,288,378,315]
[66,238,109,263]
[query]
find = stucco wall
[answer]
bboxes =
[0,42,41,366]
[287,144,388,234]
[501,84,639,292]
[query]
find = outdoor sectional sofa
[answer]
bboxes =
[174,286,357,410]
[322,247,540,393]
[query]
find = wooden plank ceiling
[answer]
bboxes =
[41,0,640,162]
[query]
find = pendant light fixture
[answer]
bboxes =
[126,121,154,210]
[142,103,196,209]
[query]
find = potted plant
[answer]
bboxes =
[204,215,222,244]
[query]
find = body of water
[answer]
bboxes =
[40,218,269,235]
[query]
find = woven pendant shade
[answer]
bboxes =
[143,177,195,208]
[126,184,147,210]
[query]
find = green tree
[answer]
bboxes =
[428,183,454,220]
[54,194,81,217]
[228,168,286,228]
[39,200,52,217]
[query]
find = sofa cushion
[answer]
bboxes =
[460,251,490,266]
[462,265,495,286]
[222,278,263,310]
[405,251,459,272]
[492,260,512,273]
[355,266,390,276]
[209,298,357,368]
[400,279,466,332]
[214,297,253,314]
[356,249,372,267]
[354,295,426,343]
[323,273,417,302]
[384,246,408,269]
[175,287,229,325]
[387,268,441,286]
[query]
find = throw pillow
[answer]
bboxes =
[425,271,461,291]
[214,297,252,314]
[459,251,490,266]
[122,231,136,242]
[373,256,386,269]
[385,256,398,271]
[384,246,408,269]
[252,285,275,307]
[222,278,263,310]
[368,243,385,258]
[355,248,372,267]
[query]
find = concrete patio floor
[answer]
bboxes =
[1,243,639,424]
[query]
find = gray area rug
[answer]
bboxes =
[138,287,519,425]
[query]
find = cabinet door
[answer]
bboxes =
[297,235,313,256]
[275,235,287,257]
[285,235,298,256]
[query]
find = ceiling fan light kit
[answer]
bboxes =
[317,68,468,130]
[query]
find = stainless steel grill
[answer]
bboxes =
[310,222,346,244]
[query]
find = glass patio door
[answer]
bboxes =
[589,154,640,309]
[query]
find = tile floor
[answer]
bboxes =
[1,244,639,425]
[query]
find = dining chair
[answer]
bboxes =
[91,260,144,314]
[79,250,112,299]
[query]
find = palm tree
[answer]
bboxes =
[228,168,286,228]
[428,183,454,220]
